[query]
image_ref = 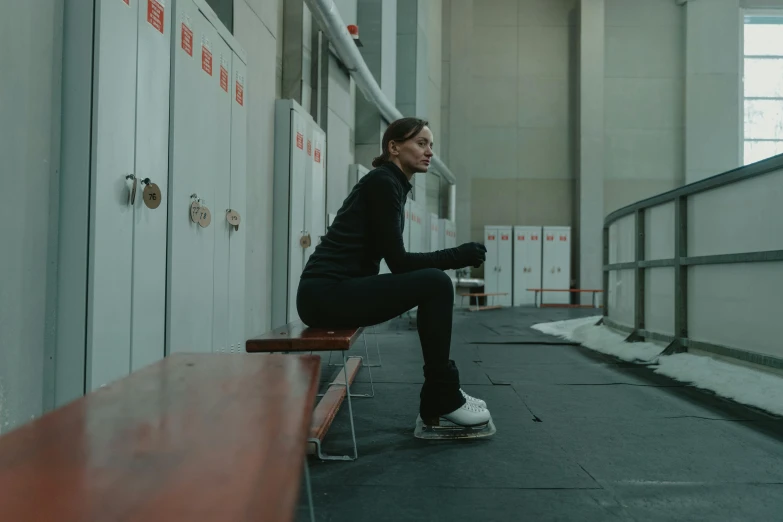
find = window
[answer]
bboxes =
[742,14,783,165]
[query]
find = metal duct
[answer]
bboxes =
[303,0,457,185]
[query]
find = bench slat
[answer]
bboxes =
[247,320,364,352]
[310,357,362,442]
[0,353,320,522]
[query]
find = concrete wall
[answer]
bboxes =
[446,0,578,268]
[0,1,64,433]
[604,0,685,215]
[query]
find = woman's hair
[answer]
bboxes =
[372,117,429,168]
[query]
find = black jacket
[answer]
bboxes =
[301,162,466,280]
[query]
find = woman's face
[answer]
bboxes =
[390,126,434,175]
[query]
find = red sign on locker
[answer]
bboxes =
[501,234,509,241]
[532,235,539,240]
[296,132,304,150]
[314,149,321,163]
[560,235,567,241]
[488,235,496,241]
[307,140,312,156]
[123,0,130,5]
[235,73,244,106]
[181,21,193,56]
[518,235,525,241]
[147,0,165,34]
[220,57,229,92]
[546,235,554,241]
[201,38,213,76]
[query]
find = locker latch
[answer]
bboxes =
[300,232,312,248]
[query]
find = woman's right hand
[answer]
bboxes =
[455,242,487,268]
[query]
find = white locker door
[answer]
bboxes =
[228,54,247,353]
[513,227,542,306]
[167,2,215,354]
[210,32,233,353]
[409,202,424,253]
[305,122,326,256]
[87,0,139,390]
[131,0,171,371]
[497,227,513,306]
[287,109,308,323]
[484,227,499,295]
[429,213,439,252]
[403,199,411,251]
[542,226,571,304]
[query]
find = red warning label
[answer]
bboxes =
[181,23,193,56]
[501,234,509,241]
[314,149,321,163]
[220,65,229,92]
[307,140,312,156]
[123,0,130,5]
[560,235,567,241]
[488,235,496,241]
[201,40,213,76]
[532,235,539,240]
[547,235,554,241]
[236,75,244,106]
[296,132,304,150]
[147,0,165,34]
[518,235,525,241]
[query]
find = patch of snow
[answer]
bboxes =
[532,316,783,418]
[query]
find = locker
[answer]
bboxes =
[484,226,513,307]
[403,199,411,252]
[439,218,458,298]
[413,171,426,203]
[227,48,248,353]
[409,200,425,253]
[542,226,572,304]
[348,163,369,188]
[513,226,543,306]
[59,0,172,392]
[59,0,247,396]
[272,99,327,327]
[167,0,247,354]
[429,213,440,252]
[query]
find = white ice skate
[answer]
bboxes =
[461,389,486,409]
[414,401,496,440]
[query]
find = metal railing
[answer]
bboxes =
[602,153,783,370]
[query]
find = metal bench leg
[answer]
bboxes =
[304,459,315,522]
[363,326,382,368]
[310,351,360,461]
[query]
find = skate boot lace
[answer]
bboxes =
[461,400,485,413]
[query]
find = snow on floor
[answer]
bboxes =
[532,316,783,418]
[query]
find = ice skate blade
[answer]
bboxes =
[413,415,496,440]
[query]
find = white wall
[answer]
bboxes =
[235,0,282,339]
[0,1,64,433]
[604,0,685,215]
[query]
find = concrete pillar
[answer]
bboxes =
[685,0,741,184]
[281,0,314,112]
[355,0,397,168]
[578,0,605,303]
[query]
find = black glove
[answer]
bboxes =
[455,242,487,268]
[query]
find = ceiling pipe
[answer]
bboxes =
[303,0,457,185]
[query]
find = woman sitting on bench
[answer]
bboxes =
[297,117,492,432]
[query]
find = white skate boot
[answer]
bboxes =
[461,389,486,409]
[414,401,497,440]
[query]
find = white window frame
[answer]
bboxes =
[741,9,783,165]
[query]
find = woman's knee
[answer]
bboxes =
[418,268,455,299]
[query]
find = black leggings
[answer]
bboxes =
[297,268,466,417]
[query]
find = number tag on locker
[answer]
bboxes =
[226,209,241,231]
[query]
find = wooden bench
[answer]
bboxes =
[458,292,508,312]
[247,321,371,461]
[0,353,320,522]
[528,288,603,308]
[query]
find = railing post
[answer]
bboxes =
[601,225,609,322]
[631,209,645,340]
[665,196,688,354]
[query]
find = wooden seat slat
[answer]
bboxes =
[0,353,320,522]
[247,320,364,352]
